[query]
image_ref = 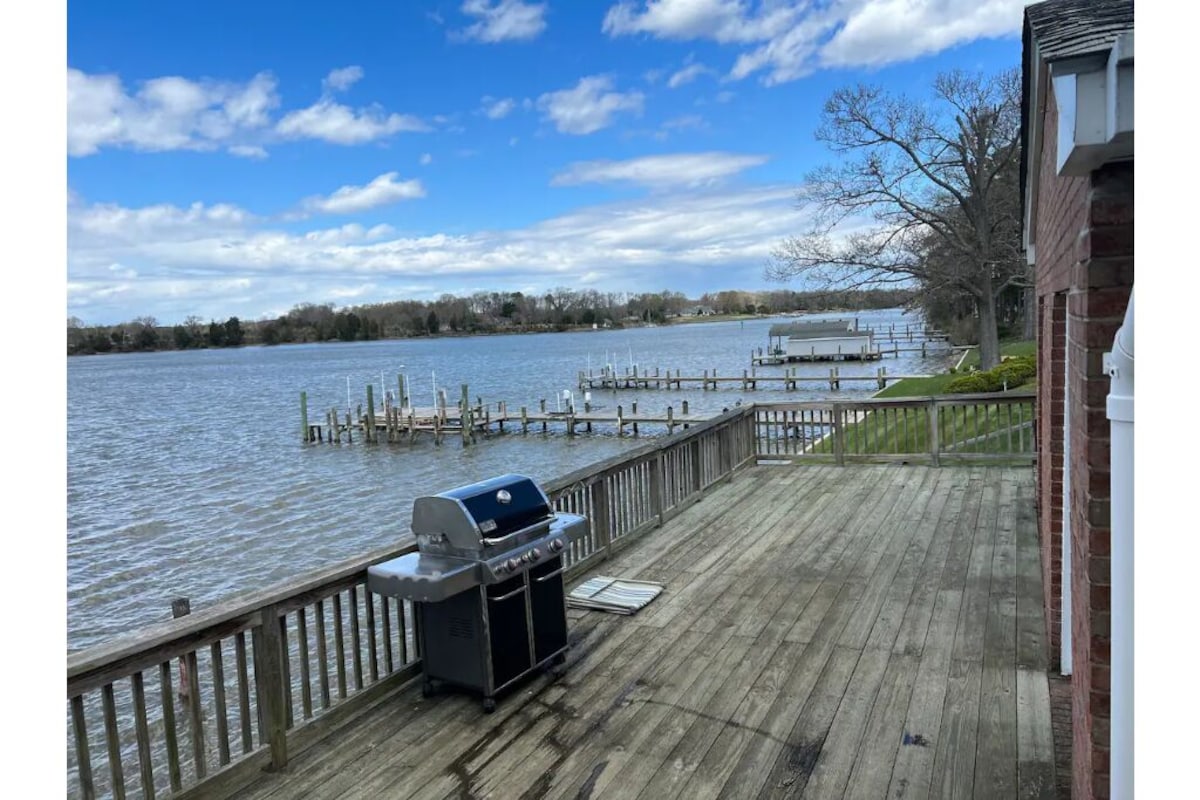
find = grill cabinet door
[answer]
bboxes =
[529,557,568,663]
[485,575,532,689]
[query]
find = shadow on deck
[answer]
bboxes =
[231,464,1053,800]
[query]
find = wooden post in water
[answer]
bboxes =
[521,406,528,434]
[617,405,624,436]
[366,385,376,443]
[742,370,748,391]
[877,367,886,390]
[703,369,709,390]
[667,405,675,434]
[682,399,689,416]
[461,385,471,446]
[300,392,309,444]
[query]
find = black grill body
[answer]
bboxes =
[367,474,584,712]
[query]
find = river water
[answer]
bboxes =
[67,308,952,651]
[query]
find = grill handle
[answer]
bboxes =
[534,567,565,583]
[488,585,527,603]
[481,517,551,548]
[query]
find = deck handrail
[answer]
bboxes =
[752,391,1036,465]
[66,405,757,800]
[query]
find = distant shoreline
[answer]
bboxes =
[66,307,909,357]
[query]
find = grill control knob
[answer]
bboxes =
[521,552,533,563]
[549,539,565,552]
[531,548,542,559]
[506,558,520,571]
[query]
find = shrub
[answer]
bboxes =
[946,373,1001,393]
[946,354,1036,393]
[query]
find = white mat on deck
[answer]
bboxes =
[567,577,664,615]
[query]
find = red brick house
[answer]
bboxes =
[1021,1,1134,797]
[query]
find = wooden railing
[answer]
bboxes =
[66,406,758,800]
[752,391,1036,465]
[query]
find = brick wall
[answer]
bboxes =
[1032,76,1135,800]
[1067,160,1133,800]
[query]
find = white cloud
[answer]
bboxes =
[457,1,548,42]
[552,152,766,189]
[537,75,644,135]
[228,144,269,159]
[276,99,429,144]
[323,66,364,92]
[480,96,517,119]
[300,172,427,215]
[820,0,1023,67]
[68,185,808,322]
[667,61,712,89]
[419,153,433,165]
[69,66,429,155]
[603,0,1025,85]
[68,69,279,156]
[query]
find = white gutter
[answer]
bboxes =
[1105,289,1134,800]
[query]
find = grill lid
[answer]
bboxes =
[412,474,553,553]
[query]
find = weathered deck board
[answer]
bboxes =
[230,464,1049,800]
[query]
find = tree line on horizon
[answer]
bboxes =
[66,286,914,355]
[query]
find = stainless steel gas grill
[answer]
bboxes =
[367,474,586,712]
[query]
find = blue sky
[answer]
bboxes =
[67,1,1025,325]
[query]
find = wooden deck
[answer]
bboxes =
[230,464,1053,800]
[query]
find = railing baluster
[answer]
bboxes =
[131,672,156,800]
[211,641,231,766]
[70,695,95,800]
[235,631,253,753]
[316,599,331,708]
[297,608,313,719]
[380,596,394,676]
[349,586,364,691]
[102,682,127,800]
[366,590,379,683]
[160,662,182,792]
[185,646,205,779]
[332,593,348,699]
[278,615,294,730]
[395,596,408,666]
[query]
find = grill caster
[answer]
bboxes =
[421,680,436,698]
[482,697,496,714]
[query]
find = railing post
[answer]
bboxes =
[591,477,612,556]
[258,605,289,770]
[832,404,845,466]
[691,438,703,493]
[929,399,941,467]
[649,453,664,526]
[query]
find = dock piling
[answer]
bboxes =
[300,392,310,444]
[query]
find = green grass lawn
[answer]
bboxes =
[803,338,1039,459]
[876,339,1036,398]
[797,398,1035,457]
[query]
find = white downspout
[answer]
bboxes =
[1106,289,1134,800]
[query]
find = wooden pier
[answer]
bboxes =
[749,338,953,365]
[300,386,716,446]
[578,365,932,392]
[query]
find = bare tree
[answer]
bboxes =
[767,69,1026,369]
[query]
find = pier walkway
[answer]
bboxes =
[230,463,1053,800]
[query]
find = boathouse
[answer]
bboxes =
[766,319,879,361]
[1021,1,1134,797]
